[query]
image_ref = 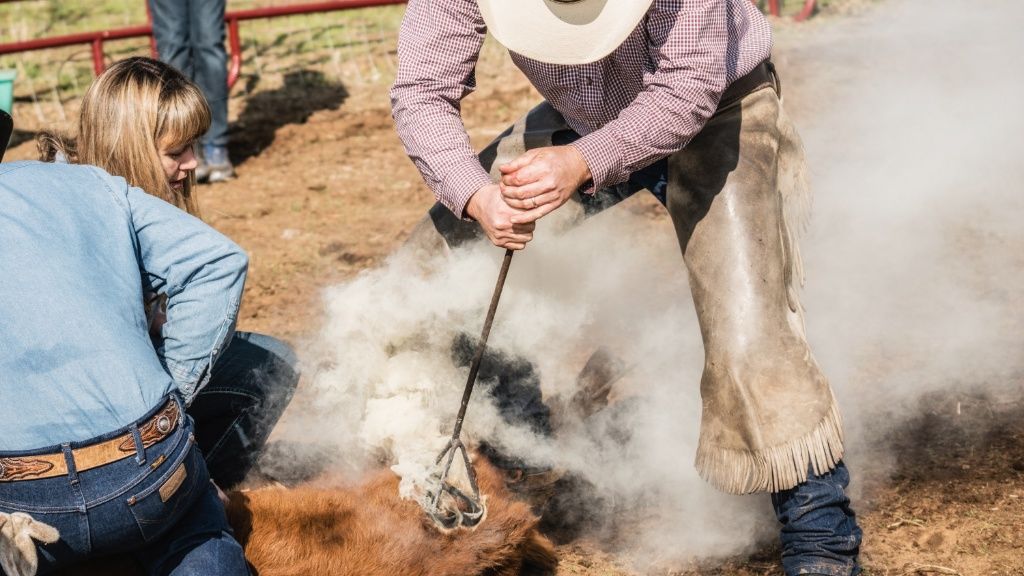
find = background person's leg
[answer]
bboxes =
[187,332,299,489]
[187,0,233,181]
[148,0,192,76]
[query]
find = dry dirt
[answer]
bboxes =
[4,1,1022,574]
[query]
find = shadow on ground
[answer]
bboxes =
[229,69,348,165]
[868,386,1024,484]
[7,128,36,150]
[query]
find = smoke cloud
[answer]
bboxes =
[793,0,1024,479]
[282,0,1023,569]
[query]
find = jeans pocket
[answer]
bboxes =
[127,435,209,542]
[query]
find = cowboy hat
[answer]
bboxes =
[478,0,655,65]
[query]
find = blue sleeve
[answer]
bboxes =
[123,182,248,402]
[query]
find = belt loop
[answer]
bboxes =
[130,424,146,466]
[170,392,184,419]
[61,443,79,485]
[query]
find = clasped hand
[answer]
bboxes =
[465,145,591,250]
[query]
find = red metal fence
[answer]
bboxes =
[0,0,816,89]
[766,0,818,22]
[0,0,406,89]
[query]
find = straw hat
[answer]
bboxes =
[478,0,655,65]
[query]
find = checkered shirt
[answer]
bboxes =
[390,0,773,216]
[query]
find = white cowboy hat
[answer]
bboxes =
[478,0,655,65]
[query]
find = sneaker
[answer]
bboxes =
[197,144,235,183]
[193,144,210,182]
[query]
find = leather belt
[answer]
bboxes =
[0,399,181,482]
[717,59,780,113]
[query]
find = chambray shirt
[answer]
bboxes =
[0,161,248,451]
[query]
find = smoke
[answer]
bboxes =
[792,0,1024,478]
[291,204,774,562]
[282,0,1023,570]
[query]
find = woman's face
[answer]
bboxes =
[159,140,199,192]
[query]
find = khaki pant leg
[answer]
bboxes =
[666,87,844,494]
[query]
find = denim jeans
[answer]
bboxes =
[772,461,863,576]
[148,0,229,147]
[188,332,299,489]
[0,396,248,576]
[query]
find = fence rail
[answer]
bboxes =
[0,0,406,89]
[0,0,816,90]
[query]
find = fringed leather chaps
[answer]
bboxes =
[668,86,842,494]
[405,77,844,495]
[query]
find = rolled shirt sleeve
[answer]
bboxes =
[125,184,248,402]
[389,0,495,217]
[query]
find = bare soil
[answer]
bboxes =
[4,1,1021,574]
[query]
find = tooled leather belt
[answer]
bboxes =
[0,399,181,482]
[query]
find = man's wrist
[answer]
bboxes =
[570,136,619,191]
[567,144,593,187]
[463,184,489,221]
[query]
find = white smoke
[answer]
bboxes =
[293,201,775,559]
[285,0,1023,569]
[793,0,1024,481]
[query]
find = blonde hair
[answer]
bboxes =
[39,57,211,216]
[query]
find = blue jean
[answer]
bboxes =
[772,461,863,576]
[188,332,299,489]
[148,0,229,147]
[0,396,248,576]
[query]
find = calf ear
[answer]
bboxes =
[0,110,12,163]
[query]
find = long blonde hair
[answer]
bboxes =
[39,57,211,216]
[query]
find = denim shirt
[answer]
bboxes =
[0,161,247,451]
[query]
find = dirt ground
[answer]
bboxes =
[4,1,1022,574]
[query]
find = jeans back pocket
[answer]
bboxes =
[127,435,209,542]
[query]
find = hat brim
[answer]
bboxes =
[478,0,654,65]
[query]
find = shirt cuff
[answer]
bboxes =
[571,131,626,192]
[435,162,495,219]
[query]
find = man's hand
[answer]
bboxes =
[465,183,536,250]
[498,145,592,225]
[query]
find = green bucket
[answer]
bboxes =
[0,69,17,114]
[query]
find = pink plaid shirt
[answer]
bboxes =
[390,0,773,216]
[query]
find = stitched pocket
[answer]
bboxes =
[126,435,209,542]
